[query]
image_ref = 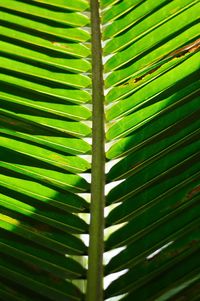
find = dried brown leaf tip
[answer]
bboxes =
[167,38,200,58]
[121,38,200,87]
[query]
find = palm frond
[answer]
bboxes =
[103,0,200,299]
[0,0,91,299]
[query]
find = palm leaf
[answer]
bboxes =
[0,0,90,300]
[104,0,200,300]
[0,0,199,300]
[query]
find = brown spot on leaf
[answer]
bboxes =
[187,185,200,199]
[34,223,52,233]
[120,38,200,87]
[168,38,200,58]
